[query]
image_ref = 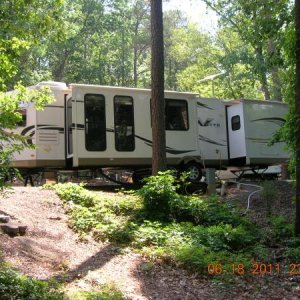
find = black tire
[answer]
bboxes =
[183,162,202,182]
[132,169,151,185]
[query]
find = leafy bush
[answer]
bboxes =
[169,194,242,226]
[137,171,177,219]
[285,246,300,260]
[138,171,243,227]
[54,183,96,207]
[68,205,99,232]
[269,215,294,242]
[0,264,63,300]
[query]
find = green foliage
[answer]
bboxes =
[285,246,300,260]
[51,179,261,276]
[269,215,294,242]
[0,0,64,90]
[67,283,123,300]
[202,0,292,100]
[54,183,96,207]
[0,264,63,300]
[169,194,242,226]
[137,171,177,219]
[0,84,54,191]
[261,181,277,216]
[50,176,297,278]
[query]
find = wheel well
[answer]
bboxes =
[178,158,202,169]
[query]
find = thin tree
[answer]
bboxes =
[295,0,300,235]
[150,0,167,174]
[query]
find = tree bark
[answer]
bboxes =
[295,0,300,235]
[255,46,271,100]
[151,0,166,175]
[268,39,283,101]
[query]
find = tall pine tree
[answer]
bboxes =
[295,0,300,235]
[150,0,166,174]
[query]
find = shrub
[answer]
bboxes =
[54,183,95,207]
[137,171,177,219]
[285,247,300,260]
[169,194,242,226]
[0,264,63,300]
[68,205,99,232]
[269,215,294,242]
[138,171,244,227]
[204,224,257,251]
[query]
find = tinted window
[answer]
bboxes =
[165,99,189,131]
[231,115,241,131]
[16,109,26,127]
[84,94,106,151]
[114,96,135,151]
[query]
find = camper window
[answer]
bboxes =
[114,96,135,151]
[84,94,106,151]
[231,115,241,131]
[16,109,26,127]
[165,99,189,131]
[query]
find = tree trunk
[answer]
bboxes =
[255,46,271,100]
[151,0,166,175]
[295,0,300,235]
[133,47,138,87]
[268,39,283,101]
[271,66,283,101]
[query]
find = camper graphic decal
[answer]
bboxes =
[199,134,226,146]
[20,125,194,155]
[198,119,220,127]
[21,125,64,144]
[197,102,214,110]
[246,137,283,144]
[135,134,195,155]
[250,117,285,126]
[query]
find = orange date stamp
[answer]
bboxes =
[207,263,300,275]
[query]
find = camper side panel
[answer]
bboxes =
[35,105,65,166]
[196,99,228,167]
[12,82,69,168]
[243,100,289,165]
[71,85,200,168]
[11,104,37,167]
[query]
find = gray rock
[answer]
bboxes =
[0,215,10,223]
[0,223,19,236]
[18,225,28,235]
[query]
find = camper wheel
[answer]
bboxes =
[183,162,202,182]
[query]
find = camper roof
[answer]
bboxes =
[69,83,198,98]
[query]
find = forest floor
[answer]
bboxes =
[0,182,300,299]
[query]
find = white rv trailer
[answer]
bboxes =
[11,82,289,181]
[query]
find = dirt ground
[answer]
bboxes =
[0,183,299,299]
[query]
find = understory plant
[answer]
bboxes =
[49,172,293,276]
[50,172,260,273]
[0,264,63,300]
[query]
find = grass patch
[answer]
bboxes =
[66,283,123,300]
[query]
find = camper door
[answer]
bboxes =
[65,96,73,159]
[227,104,246,161]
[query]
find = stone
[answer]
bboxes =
[0,215,10,223]
[0,223,19,236]
[18,225,28,235]
[48,216,62,220]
